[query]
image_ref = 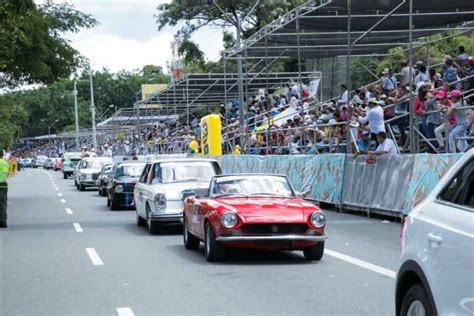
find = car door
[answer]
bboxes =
[135,163,151,217]
[421,158,473,315]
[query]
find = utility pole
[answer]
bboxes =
[73,80,80,149]
[236,15,245,151]
[89,72,98,150]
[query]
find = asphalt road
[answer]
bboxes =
[0,168,401,316]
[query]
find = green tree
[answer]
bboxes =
[0,0,97,88]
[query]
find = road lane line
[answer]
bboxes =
[55,188,59,191]
[57,193,63,197]
[73,223,83,233]
[60,199,66,203]
[116,307,135,316]
[65,208,73,214]
[325,249,396,279]
[86,248,104,266]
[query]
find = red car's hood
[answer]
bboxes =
[216,197,309,223]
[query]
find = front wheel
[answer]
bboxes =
[79,183,85,191]
[146,205,159,234]
[183,218,200,250]
[63,173,67,179]
[303,241,325,261]
[204,222,226,262]
[136,211,146,227]
[400,283,434,316]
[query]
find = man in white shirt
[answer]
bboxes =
[374,132,398,155]
[338,84,348,106]
[358,98,386,141]
[381,68,397,92]
[399,60,412,87]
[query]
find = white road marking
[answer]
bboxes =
[73,223,83,233]
[325,248,396,279]
[57,193,63,197]
[55,188,59,191]
[86,248,104,266]
[60,199,66,203]
[65,208,73,214]
[116,307,135,316]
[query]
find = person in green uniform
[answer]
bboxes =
[0,149,9,228]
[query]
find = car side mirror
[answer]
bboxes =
[295,191,303,199]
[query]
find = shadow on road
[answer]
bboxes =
[166,244,318,266]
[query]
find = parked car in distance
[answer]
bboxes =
[97,164,114,196]
[75,157,113,191]
[62,152,82,179]
[35,155,48,168]
[134,158,222,234]
[53,158,62,171]
[182,174,326,262]
[43,158,54,170]
[106,161,146,210]
[396,149,473,316]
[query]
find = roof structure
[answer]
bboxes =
[225,0,474,59]
[136,72,321,112]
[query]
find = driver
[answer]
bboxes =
[215,181,240,195]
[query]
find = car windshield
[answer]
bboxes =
[152,161,215,184]
[81,159,110,169]
[116,163,145,178]
[212,175,294,198]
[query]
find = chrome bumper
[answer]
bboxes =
[216,235,327,242]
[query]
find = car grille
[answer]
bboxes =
[123,183,135,193]
[92,173,99,180]
[240,224,308,235]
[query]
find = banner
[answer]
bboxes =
[200,114,222,156]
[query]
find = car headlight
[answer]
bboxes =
[221,212,238,228]
[310,212,325,228]
[154,193,166,212]
[115,185,123,193]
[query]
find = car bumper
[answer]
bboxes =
[80,180,97,187]
[149,213,183,224]
[216,235,326,250]
[111,192,135,208]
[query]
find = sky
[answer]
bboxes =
[41,0,226,73]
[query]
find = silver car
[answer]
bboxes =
[134,158,222,234]
[75,157,114,191]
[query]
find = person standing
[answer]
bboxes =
[0,150,9,228]
[447,90,468,152]
[357,98,386,142]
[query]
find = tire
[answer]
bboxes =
[136,211,146,227]
[63,173,67,179]
[204,222,226,262]
[110,197,117,211]
[303,241,325,261]
[79,183,85,191]
[400,283,435,316]
[146,204,159,234]
[107,196,111,207]
[183,218,200,250]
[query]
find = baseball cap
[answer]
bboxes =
[368,98,378,105]
[435,90,447,100]
[449,90,461,98]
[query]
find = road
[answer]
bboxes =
[1,168,400,316]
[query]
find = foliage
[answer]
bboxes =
[0,0,97,88]
[0,66,170,148]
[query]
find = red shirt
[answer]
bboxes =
[414,96,425,116]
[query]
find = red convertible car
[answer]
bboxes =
[183,174,326,262]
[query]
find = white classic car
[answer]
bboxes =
[75,157,114,191]
[134,158,223,234]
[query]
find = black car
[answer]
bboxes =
[106,161,146,210]
[97,164,114,196]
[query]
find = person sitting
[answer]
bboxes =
[372,131,398,155]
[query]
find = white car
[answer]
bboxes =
[75,157,113,191]
[134,158,222,234]
[396,149,473,316]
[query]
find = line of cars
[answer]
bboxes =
[58,150,473,315]
[66,156,327,262]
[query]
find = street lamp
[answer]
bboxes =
[73,74,98,151]
[208,0,260,151]
[41,119,59,143]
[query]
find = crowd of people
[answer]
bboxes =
[7,46,474,159]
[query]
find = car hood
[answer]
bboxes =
[150,181,210,200]
[216,197,312,223]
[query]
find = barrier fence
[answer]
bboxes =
[214,153,463,217]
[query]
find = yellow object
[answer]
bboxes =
[0,159,8,186]
[188,139,199,154]
[141,84,167,101]
[232,147,241,155]
[200,114,222,156]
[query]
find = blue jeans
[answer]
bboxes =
[448,123,468,153]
